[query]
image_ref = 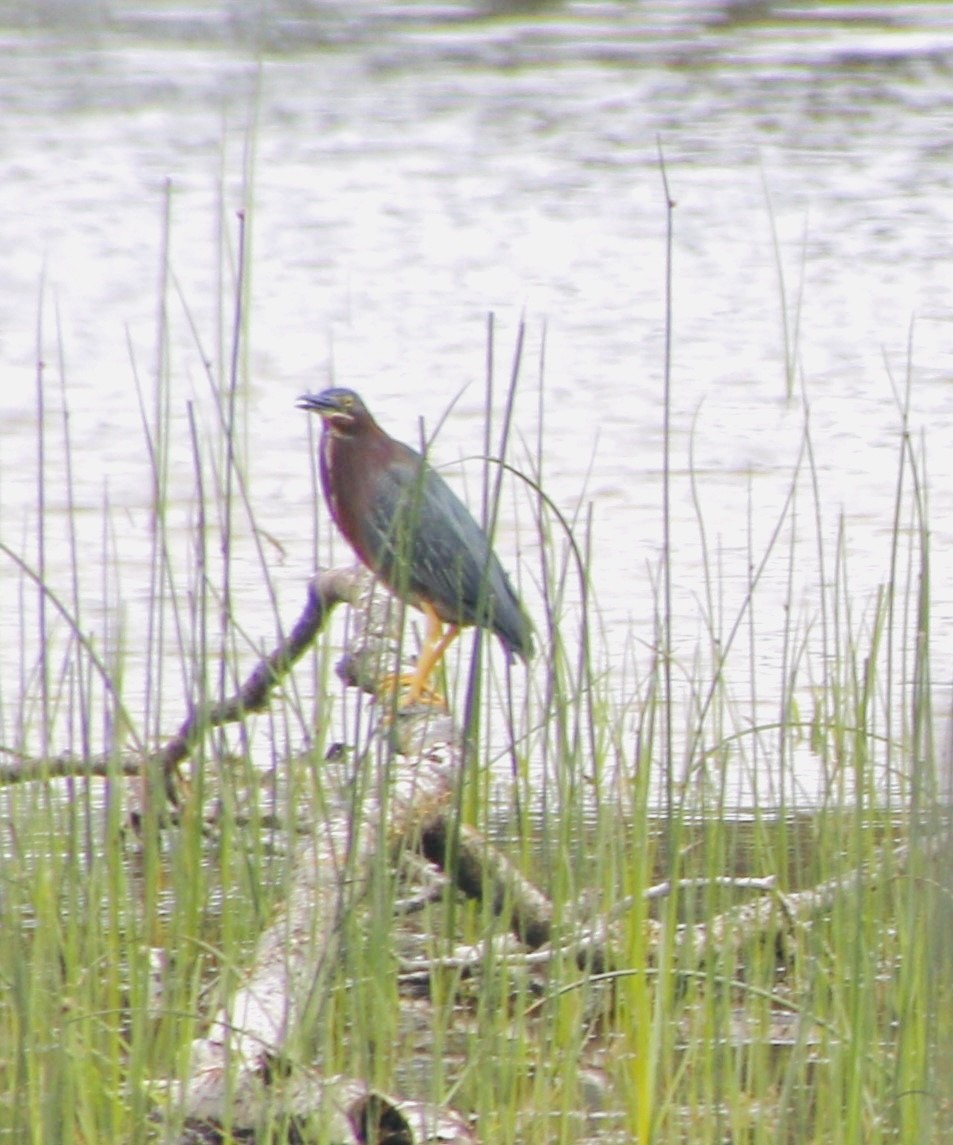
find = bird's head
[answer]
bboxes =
[297,387,375,440]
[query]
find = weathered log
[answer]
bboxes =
[174,1058,472,1144]
[417,819,556,950]
[672,834,946,968]
[167,568,476,1142]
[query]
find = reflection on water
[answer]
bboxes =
[1,0,952,805]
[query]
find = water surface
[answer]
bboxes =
[2,0,953,805]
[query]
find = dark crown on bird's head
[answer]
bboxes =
[297,387,376,438]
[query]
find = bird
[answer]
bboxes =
[297,387,533,706]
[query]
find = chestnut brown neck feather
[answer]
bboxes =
[320,421,400,568]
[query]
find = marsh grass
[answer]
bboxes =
[0,194,950,1145]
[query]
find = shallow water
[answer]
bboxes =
[2,0,953,805]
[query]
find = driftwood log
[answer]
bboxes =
[163,566,477,1142]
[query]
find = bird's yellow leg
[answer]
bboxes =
[405,606,460,706]
[379,604,459,708]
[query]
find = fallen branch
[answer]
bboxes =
[0,747,142,785]
[0,567,361,801]
[417,818,555,949]
[156,566,364,801]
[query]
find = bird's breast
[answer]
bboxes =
[319,434,343,528]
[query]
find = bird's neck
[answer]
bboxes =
[319,429,396,566]
[319,431,352,528]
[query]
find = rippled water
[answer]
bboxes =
[2,0,953,804]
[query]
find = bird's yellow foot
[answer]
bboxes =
[377,672,448,710]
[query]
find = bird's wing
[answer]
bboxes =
[366,459,491,616]
[367,452,532,657]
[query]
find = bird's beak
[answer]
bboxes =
[297,393,328,415]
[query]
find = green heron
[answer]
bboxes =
[298,387,533,705]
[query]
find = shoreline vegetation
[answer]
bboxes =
[1,199,951,1142]
[5,557,947,1141]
